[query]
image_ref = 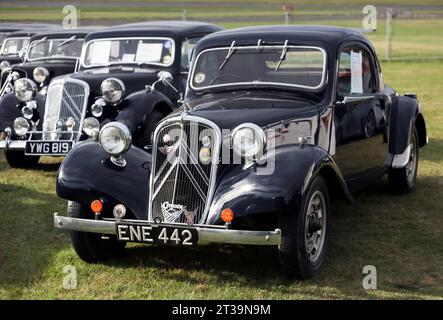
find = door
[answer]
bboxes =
[333,45,388,184]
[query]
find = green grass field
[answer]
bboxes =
[0,1,442,300]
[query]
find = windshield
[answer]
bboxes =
[1,37,29,55]
[82,37,175,67]
[0,32,11,48]
[191,45,326,91]
[27,38,84,60]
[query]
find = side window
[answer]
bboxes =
[181,37,201,70]
[337,46,375,97]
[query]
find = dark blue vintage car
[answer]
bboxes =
[0,21,222,168]
[53,26,427,279]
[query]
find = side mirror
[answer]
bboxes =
[18,48,26,59]
[148,71,179,94]
[157,71,173,85]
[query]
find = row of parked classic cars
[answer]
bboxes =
[0,21,427,279]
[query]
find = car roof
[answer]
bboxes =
[30,27,102,41]
[195,25,369,52]
[85,21,223,42]
[4,24,62,38]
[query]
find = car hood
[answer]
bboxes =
[13,60,77,79]
[170,91,321,129]
[70,66,160,96]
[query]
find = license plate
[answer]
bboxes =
[116,223,198,246]
[25,141,73,155]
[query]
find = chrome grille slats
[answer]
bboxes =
[42,78,89,141]
[149,116,220,225]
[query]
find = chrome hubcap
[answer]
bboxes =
[406,136,417,182]
[304,190,326,263]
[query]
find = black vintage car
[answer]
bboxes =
[0,24,59,72]
[0,21,222,168]
[0,28,95,99]
[53,26,427,279]
[0,23,23,51]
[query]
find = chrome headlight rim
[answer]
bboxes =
[99,121,132,157]
[100,77,125,104]
[13,117,30,136]
[83,117,100,137]
[13,78,37,102]
[231,123,266,158]
[32,67,49,84]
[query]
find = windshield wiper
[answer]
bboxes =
[218,40,236,70]
[28,36,47,51]
[275,40,289,71]
[57,36,76,48]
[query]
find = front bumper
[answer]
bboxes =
[53,213,281,246]
[0,140,25,150]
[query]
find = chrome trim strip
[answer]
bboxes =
[148,115,221,224]
[79,37,175,69]
[0,140,25,150]
[189,45,327,91]
[53,213,281,246]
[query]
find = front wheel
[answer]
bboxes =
[278,176,331,279]
[68,201,126,263]
[133,110,165,148]
[388,128,419,193]
[5,150,40,168]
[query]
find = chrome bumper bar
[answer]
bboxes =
[0,140,25,150]
[53,213,281,246]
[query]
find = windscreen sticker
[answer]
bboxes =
[350,50,363,94]
[90,41,111,65]
[122,53,135,63]
[135,43,163,63]
[194,72,206,84]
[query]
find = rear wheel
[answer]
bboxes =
[278,176,331,279]
[68,201,126,263]
[5,150,40,168]
[388,128,419,193]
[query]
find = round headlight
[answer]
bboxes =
[13,117,29,136]
[83,117,100,137]
[0,60,10,69]
[33,67,49,84]
[101,78,125,104]
[231,123,266,158]
[14,78,37,102]
[99,122,131,156]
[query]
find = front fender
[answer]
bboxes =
[56,140,151,220]
[0,92,46,132]
[115,90,174,134]
[206,144,351,225]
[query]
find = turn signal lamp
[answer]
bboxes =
[91,200,103,213]
[221,208,234,223]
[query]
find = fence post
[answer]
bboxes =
[386,8,393,61]
[182,9,187,21]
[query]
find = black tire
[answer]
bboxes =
[5,150,40,168]
[278,176,331,279]
[68,201,126,263]
[388,128,419,194]
[133,110,165,148]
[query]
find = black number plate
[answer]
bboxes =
[25,141,73,155]
[116,223,198,246]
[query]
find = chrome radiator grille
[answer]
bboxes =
[149,116,220,225]
[42,78,89,141]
